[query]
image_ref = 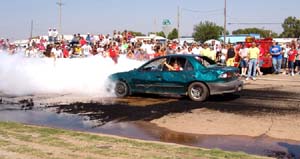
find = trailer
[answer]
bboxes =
[245,37,273,72]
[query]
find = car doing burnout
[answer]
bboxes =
[108,54,243,101]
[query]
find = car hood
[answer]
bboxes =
[108,70,133,81]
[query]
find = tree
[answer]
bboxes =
[280,16,300,38]
[156,31,166,38]
[167,28,178,40]
[192,21,224,43]
[232,28,277,38]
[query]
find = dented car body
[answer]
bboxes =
[108,54,243,101]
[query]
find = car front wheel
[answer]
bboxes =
[187,82,209,101]
[114,81,129,97]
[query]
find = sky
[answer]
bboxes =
[0,0,300,40]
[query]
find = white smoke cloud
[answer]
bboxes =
[0,52,143,97]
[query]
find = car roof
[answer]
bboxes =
[159,54,202,59]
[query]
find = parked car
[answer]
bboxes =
[107,54,243,101]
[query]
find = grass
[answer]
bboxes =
[0,121,270,159]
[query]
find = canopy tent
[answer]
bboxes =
[204,39,221,45]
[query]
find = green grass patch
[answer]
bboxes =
[0,122,268,159]
[0,139,11,147]
[6,145,50,158]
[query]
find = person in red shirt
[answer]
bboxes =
[62,46,69,58]
[38,43,46,53]
[288,44,297,76]
[79,37,87,46]
[108,42,119,64]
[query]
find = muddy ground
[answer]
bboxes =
[1,74,300,140]
[1,74,300,158]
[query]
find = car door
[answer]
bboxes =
[160,56,195,94]
[131,57,166,94]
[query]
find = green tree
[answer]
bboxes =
[280,16,300,38]
[167,28,178,40]
[156,31,166,38]
[232,28,277,38]
[192,21,224,43]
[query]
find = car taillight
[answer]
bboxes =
[219,72,233,79]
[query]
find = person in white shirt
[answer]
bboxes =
[52,28,58,43]
[220,44,228,64]
[51,45,63,58]
[239,44,249,76]
[192,43,201,54]
[81,43,92,57]
[48,28,53,43]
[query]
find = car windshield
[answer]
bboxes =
[194,56,216,67]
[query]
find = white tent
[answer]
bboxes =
[204,39,221,45]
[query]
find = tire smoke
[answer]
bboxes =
[0,52,143,97]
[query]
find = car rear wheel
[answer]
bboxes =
[187,82,209,101]
[114,81,129,97]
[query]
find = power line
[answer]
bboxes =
[228,22,281,25]
[224,0,226,44]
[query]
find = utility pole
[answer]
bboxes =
[177,5,180,43]
[224,0,227,44]
[56,0,63,36]
[154,17,157,34]
[30,20,33,39]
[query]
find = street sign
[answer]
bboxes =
[162,19,172,38]
[162,19,171,26]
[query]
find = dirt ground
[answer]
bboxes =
[1,74,300,143]
[152,74,300,141]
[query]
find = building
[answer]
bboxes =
[219,34,261,44]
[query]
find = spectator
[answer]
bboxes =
[70,34,79,46]
[52,28,58,43]
[246,42,260,81]
[81,43,92,57]
[220,44,228,64]
[256,43,264,76]
[108,42,119,64]
[86,33,91,45]
[239,44,248,77]
[79,36,87,46]
[288,44,297,76]
[48,28,53,43]
[201,44,210,57]
[51,44,63,58]
[270,41,282,74]
[282,43,290,74]
[62,46,69,58]
[226,44,236,67]
[295,45,300,74]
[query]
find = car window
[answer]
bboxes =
[184,61,194,71]
[140,58,166,72]
[164,57,187,71]
[194,56,216,67]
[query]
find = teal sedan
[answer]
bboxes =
[108,54,243,101]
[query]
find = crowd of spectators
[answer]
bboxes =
[1,30,300,80]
